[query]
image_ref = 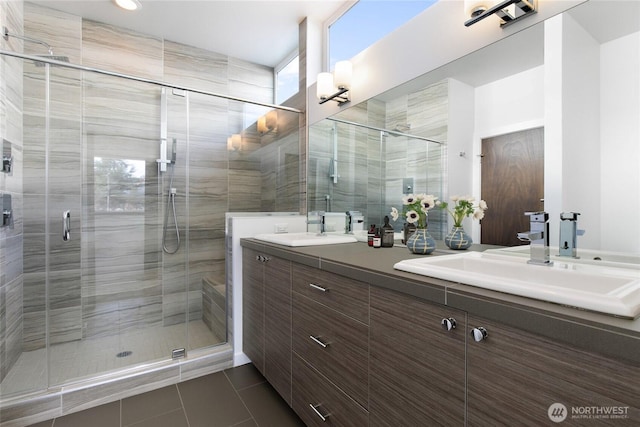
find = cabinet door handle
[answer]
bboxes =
[309,403,329,422]
[309,335,329,348]
[309,283,328,292]
[441,317,457,331]
[471,327,488,342]
[255,255,270,262]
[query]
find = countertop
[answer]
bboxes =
[241,238,640,365]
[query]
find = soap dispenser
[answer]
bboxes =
[382,216,394,247]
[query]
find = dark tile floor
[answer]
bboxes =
[28,364,305,427]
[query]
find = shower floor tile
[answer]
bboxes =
[1,320,221,397]
[27,364,304,427]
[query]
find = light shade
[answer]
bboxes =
[114,0,142,11]
[334,61,352,90]
[257,116,267,134]
[465,0,491,18]
[316,72,334,100]
[227,134,242,151]
[265,110,278,130]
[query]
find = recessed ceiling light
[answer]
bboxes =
[114,0,142,11]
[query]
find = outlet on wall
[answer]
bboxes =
[274,223,289,233]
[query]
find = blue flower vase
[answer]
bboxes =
[444,226,472,250]
[406,228,436,255]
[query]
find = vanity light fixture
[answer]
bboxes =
[464,0,536,27]
[317,60,352,105]
[257,110,278,134]
[114,0,142,11]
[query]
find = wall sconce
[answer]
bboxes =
[227,134,242,152]
[317,60,352,105]
[464,0,536,27]
[257,110,278,134]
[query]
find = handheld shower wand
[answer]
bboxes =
[162,138,180,254]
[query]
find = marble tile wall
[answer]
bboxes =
[22,1,83,349]
[384,80,448,238]
[16,2,299,352]
[0,0,24,383]
[307,81,448,235]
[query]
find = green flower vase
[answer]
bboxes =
[444,226,472,250]
[406,228,436,255]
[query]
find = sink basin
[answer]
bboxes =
[394,252,640,318]
[486,246,640,269]
[253,232,358,247]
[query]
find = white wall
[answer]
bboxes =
[546,12,639,253]
[446,78,476,233]
[600,31,640,252]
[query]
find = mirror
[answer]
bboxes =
[308,0,640,253]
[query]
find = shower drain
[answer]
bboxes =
[116,351,133,358]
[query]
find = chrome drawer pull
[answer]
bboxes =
[309,283,328,292]
[309,403,329,422]
[309,335,329,348]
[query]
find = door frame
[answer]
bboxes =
[471,119,545,243]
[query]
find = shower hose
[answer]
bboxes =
[162,162,181,254]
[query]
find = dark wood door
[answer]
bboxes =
[481,127,544,246]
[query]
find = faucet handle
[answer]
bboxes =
[524,211,549,222]
[560,212,580,221]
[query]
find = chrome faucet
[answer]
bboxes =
[307,211,326,235]
[345,210,364,234]
[517,211,553,266]
[559,212,584,258]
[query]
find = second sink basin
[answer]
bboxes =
[253,232,358,247]
[486,246,640,269]
[394,252,640,318]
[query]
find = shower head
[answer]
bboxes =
[33,54,70,67]
[3,26,70,66]
[393,124,412,132]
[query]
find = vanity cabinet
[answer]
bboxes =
[242,247,293,405]
[291,263,370,424]
[242,242,640,426]
[369,286,466,426]
[466,315,640,426]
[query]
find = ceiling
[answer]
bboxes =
[29,0,353,67]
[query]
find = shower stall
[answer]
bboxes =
[0,36,300,425]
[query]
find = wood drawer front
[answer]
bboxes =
[292,353,368,427]
[369,286,466,426]
[293,292,369,409]
[242,249,264,373]
[467,315,640,426]
[292,263,369,323]
[263,256,292,405]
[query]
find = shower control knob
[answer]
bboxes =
[441,317,457,331]
[471,327,488,342]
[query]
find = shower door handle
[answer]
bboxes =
[63,210,71,241]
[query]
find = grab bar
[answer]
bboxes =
[63,210,70,241]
